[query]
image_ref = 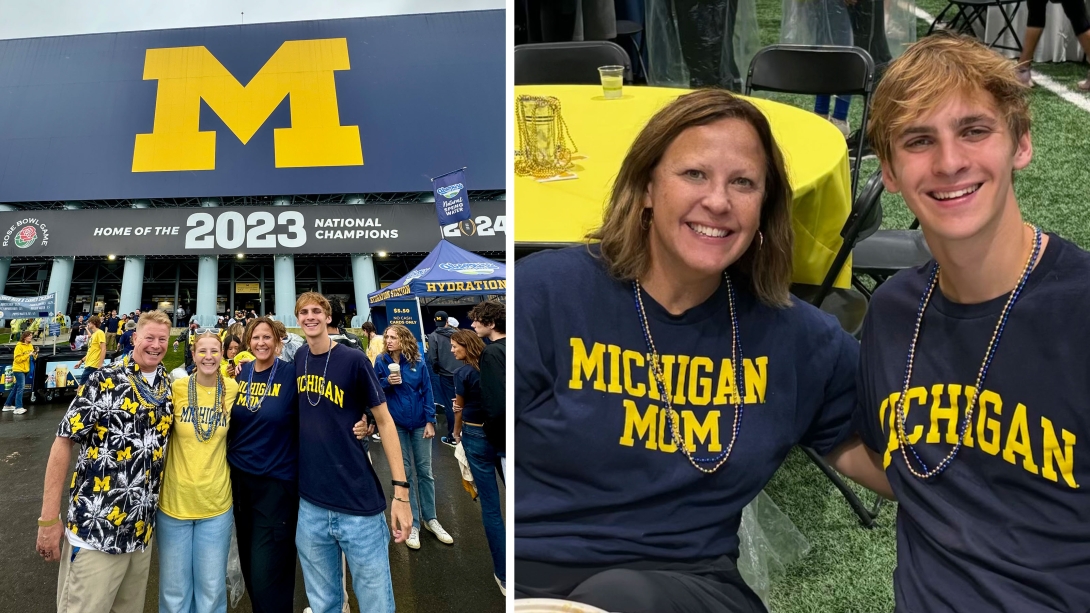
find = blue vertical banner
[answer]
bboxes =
[432,169,472,227]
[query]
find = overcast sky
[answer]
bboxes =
[0,0,505,40]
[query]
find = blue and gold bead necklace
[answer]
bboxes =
[244,358,278,413]
[894,223,1042,479]
[633,271,745,474]
[188,372,226,443]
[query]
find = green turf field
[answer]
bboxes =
[747,4,1090,611]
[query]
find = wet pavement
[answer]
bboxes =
[0,400,505,612]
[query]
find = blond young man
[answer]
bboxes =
[855,32,1089,612]
[36,311,174,613]
[292,292,412,613]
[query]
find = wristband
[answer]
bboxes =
[391,480,410,489]
[393,496,409,503]
[37,515,60,527]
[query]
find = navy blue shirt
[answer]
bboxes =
[228,359,299,481]
[296,342,387,516]
[374,353,435,430]
[516,246,858,564]
[855,234,1090,613]
[455,365,485,424]
[118,330,134,354]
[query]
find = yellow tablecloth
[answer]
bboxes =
[514,85,852,288]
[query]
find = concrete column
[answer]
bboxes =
[46,257,75,315]
[273,255,297,328]
[0,257,10,296]
[118,257,145,314]
[350,254,378,327]
[195,256,219,327]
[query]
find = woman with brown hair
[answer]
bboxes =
[450,328,506,596]
[514,89,890,611]
[374,324,454,551]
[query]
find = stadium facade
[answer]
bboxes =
[0,9,505,327]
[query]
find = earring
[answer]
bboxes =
[757,230,764,251]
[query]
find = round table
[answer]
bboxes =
[514,85,853,288]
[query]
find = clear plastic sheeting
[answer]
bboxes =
[227,525,245,608]
[781,0,917,71]
[645,0,762,91]
[737,491,811,611]
[780,0,855,47]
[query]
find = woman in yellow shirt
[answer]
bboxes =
[220,334,255,380]
[158,331,240,613]
[4,331,36,415]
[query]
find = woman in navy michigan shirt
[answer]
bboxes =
[514,89,891,612]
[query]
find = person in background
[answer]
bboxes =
[221,334,255,380]
[450,328,505,595]
[426,311,460,447]
[228,317,301,613]
[361,322,384,365]
[4,330,37,415]
[133,309,141,323]
[36,311,173,613]
[158,330,240,613]
[105,310,120,352]
[173,320,200,373]
[75,316,106,388]
[1015,0,1090,90]
[29,316,41,340]
[118,321,137,356]
[67,315,84,350]
[373,324,454,551]
[469,300,507,480]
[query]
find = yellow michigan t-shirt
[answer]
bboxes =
[160,376,240,519]
[85,329,106,368]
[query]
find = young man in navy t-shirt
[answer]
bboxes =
[292,292,412,613]
[856,33,1090,612]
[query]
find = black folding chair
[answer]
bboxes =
[928,0,1023,54]
[515,41,632,85]
[849,172,932,296]
[745,45,874,199]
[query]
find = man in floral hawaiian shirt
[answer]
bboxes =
[36,310,174,613]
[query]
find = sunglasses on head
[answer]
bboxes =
[193,327,219,335]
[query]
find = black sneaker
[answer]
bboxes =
[440,436,457,448]
[846,130,876,161]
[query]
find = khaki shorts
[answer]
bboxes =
[56,538,154,613]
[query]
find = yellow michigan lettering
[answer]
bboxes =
[133,39,362,172]
[619,399,657,450]
[569,339,607,391]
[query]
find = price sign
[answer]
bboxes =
[385,299,424,343]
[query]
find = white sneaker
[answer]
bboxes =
[1,406,13,411]
[830,117,851,138]
[303,608,312,613]
[371,432,381,442]
[13,408,26,415]
[495,574,506,596]
[406,526,420,549]
[424,519,454,544]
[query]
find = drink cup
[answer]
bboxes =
[598,66,624,99]
[389,363,401,384]
[55,366,68,388]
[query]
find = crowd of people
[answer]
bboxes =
[515,32,1088,613]
[30,294,507,613]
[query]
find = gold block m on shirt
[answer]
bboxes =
[132,38,363,172]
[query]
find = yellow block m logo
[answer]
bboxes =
[133,38,363,172]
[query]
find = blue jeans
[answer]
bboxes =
[157,508,234,613]
[397,425,436,529]
[296,498,395,613]
[461,424,505,582]
[10,372,25,408]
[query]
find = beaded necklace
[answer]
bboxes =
[126,366,169,409]
[633,272,745,474]
[188,373,225,443]
[305,339,335,407]
[244,359,278,414]
[894,224,1042,479]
